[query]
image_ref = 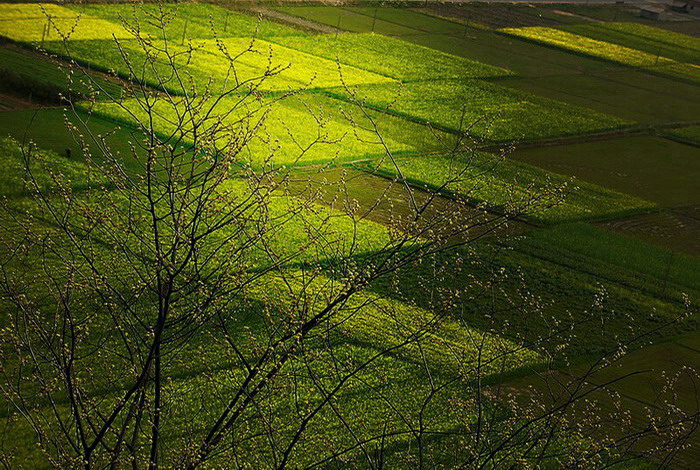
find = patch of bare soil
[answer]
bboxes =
[551,9,601,23]
[251,7,340,34]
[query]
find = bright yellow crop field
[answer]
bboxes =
[0,3,131,42]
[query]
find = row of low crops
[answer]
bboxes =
[323,79,630,142]
[365,153,654,224]
[499,26,700,84]
[43,37,394,94]
[561,22,700,65]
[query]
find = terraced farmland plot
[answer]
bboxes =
[42,39,199,96]
[512,136,700,208]
[563,22,700,65]
[276,5,419,36]
[500,26,700,84]
[190,37,395,90]
[518,223,700,296]
[88,93,432,167]
[44,36,393,95]
[504,70,700,124]
[269,32,510,81]
[0,46,122,99]
[71,3,302,40]
[0,3,131,42]
[373,225,698,360]
[369,153,653,224]
[0,108,141,171]
[345,7,467,35]
[327,80,628,143]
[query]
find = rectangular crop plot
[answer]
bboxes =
[268,32,510,81]
[369,153,653,224]
[500,26,700,84]
[190,38,395,90]
[511,136,700,208]
[563,22,700,65]
[0,46,122,98]
[70,3,303,40]
[345,7,467,35]
[43,37,394,96]
[275,6,419,36]
[87,92,427,167]
[0,3,131,42]
[326,80,629,143]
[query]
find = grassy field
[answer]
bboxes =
[276,6,631,77]
[369,222,699,361]
[511,136,700,208]
[0,108,139,165]
[666,125,700,146]
[500,26,700,84]
[345,6,468,34]
[0,46,122,99]
[1,3,699,467]
[276,5,420,36]
[599,209,700,257]
[42,36,393,95]
[503,70,700,124]
[0,136,546,467]
[366,152,654,224]
[0,3,132,42]
[71,3,303,39]
[85,92,447,167]
[268,32,510,81]
[326,79,629,142]
[562,22,700,65]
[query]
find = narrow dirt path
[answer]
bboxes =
[252,7,342,34]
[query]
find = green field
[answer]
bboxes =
[563,22,700,65]
[368,152,654,223]
[85,92,446,167]
[0,46,122,99]
[0,108,139,164]
[43,37,393,94]
[71,3,303,39]
[500,26,700,84]
[268,32,510,81]
[276,5,420,36]
[326,79,629,142]
[511,136,700,207]
[1,3,699,468]
[0,3,132,42]
[503,70,700,124]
